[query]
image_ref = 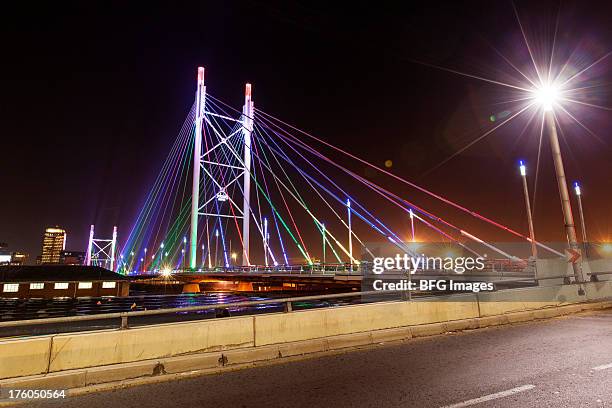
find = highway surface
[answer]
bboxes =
[24,308,612,408]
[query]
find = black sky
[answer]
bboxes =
[1,0,610,259]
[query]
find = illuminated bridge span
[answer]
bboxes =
[115,67,566,277]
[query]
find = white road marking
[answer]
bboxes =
[592,362,612,371]
[440,384,536,408]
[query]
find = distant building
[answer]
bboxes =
[40,227,67,264]
[0,265,130,299]
[10,252,28,265]
[0,251,11,265]
[60,250,85,265]
[0,244,28,266]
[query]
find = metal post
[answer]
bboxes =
[545,111,585,282]
[519,161,538,260]
[322,223,326,266]
[110,226,117,271]
[242,84,254,266]
[215,229,219,267]
[574,182,589,258]
[263,217,269,267]
[206,221,212,269]
[347,199,353,271]
[190,67,206,269]
[85,225,94,266]
[120,314,128,329]
[409,209,415,242]
[201,244,205,269]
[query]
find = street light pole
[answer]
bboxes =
[409,209,416,242]
[519,161,538,260]
[215,229,219,268]
[201,244,205,269]
[322,223,326,266]
[347,199,353,271]
[544,110,586,282]
[574,182,589,258]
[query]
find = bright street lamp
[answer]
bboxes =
[534,84,559,111]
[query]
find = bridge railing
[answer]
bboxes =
[0,289,404,331]
[132,259,536,277]
[0,271,598,334]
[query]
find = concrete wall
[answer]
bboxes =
[255,294,478,346]
[1,282,611,380]
[47,316,254,372]
[587,259,612,281]
[536,258,612,285]
[0,337,52,379]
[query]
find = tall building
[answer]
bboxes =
[41,227,66,264]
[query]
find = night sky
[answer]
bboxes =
[1,1,610,260]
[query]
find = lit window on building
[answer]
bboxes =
[29,283,45,290]
[102,281,116,289]
[78,282,93,289]
[3,284,19,293]
[54,282,69,290]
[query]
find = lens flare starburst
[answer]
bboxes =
[420,3,610,175]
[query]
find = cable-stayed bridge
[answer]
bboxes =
[113,67,566,281]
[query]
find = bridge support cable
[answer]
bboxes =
[120,104,197,273]
[202,104,314,266]
[255,115,495,258]
[254,107,563,257]
[252,130,343,264]
[205,93,493,262]
[253,124,371,262]
[207,98,293,266]
[254,111,559,259]
[219,128,360,265]
[254,114,469,254]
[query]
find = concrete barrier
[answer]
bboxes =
[0,282,610,383]
[587,259,612,281]
[477,284,587,316]
[0,337,52,379]
[48,315,254,372]
[253,294,478,346]
[585,280,612,301]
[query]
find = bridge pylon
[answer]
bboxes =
[190,67,206,269]
[189,68,254,268]
[85,225,118,271]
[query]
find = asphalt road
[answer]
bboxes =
[22,308,612,408]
